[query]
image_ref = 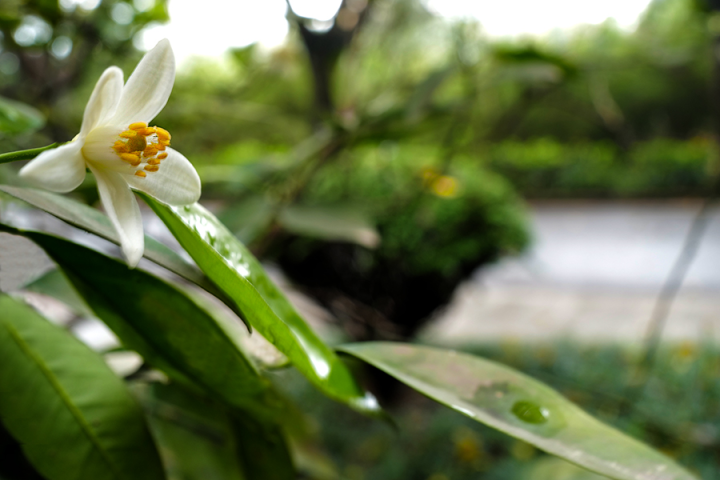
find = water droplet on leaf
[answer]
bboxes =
[511,400,549,424]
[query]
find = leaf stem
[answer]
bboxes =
[0,143,60,165]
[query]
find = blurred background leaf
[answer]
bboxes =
[0,96,44,135]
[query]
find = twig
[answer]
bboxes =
[622,192,716,412]
[0,144,59,165]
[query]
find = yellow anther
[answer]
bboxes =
[120,153,141,163]
[113,144,129,154]
[144,165,160,172]
[155,143,166,151]
[157,152,168,160]
[134,170,147,177]
[138,127,156,136]
[147,158,161,165]
[143,147,158,157]
[155,127,171,141]
[119,130,137,138]
[129,122,148,131]
[159,138,171,147]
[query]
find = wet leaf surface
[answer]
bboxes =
[339,342,697,480]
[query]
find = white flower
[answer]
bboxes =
[20,39,200,267]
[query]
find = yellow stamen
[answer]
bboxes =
[143,147,159,157]
[113,124,173,170]
[155,127,171,141]
[120,153,140,164]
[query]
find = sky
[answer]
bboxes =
[136,0,655,66]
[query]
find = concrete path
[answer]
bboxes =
[421,200,720,345]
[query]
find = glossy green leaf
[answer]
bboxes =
[339,342,697,480]
[19,229,282,420]
[0,185,219,301]
[141,196,380,415]
[278,204,380,248]
[0,96,45,135]
[0,295,165,480]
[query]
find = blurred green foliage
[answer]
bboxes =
[0,0,168,143]
[296,144,528,276]
[1,0,716,338]
[487,138,716,197]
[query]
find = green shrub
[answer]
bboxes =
[299,143,530,277]
[485,138,715,198]
[268,142,530,339]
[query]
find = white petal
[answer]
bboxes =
[19,142,86,193]
[89,165,144,267]
[123,148,201,206]
[80,67,123,137]
[110,39,175,126]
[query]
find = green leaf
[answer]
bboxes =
[232,414,295,480]
[133,382,248,480]
[278,204,380,248]
[24,268,94,317]
[338,342,697,480]
[140,196,380,415]
[0,96,45,135]
[133,382,295,480]
[0,186,238,321]
[20,230,282,420]
[0,295,165,480]
[527,457,610,480]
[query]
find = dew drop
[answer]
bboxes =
[511,400,549,424]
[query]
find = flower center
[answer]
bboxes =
[111,122,171,178]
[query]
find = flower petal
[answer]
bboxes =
[110,39,175,126]
[123,148,201,206]
[19,141,86,193]
[80,66,123,137]
[89,165,144,267]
